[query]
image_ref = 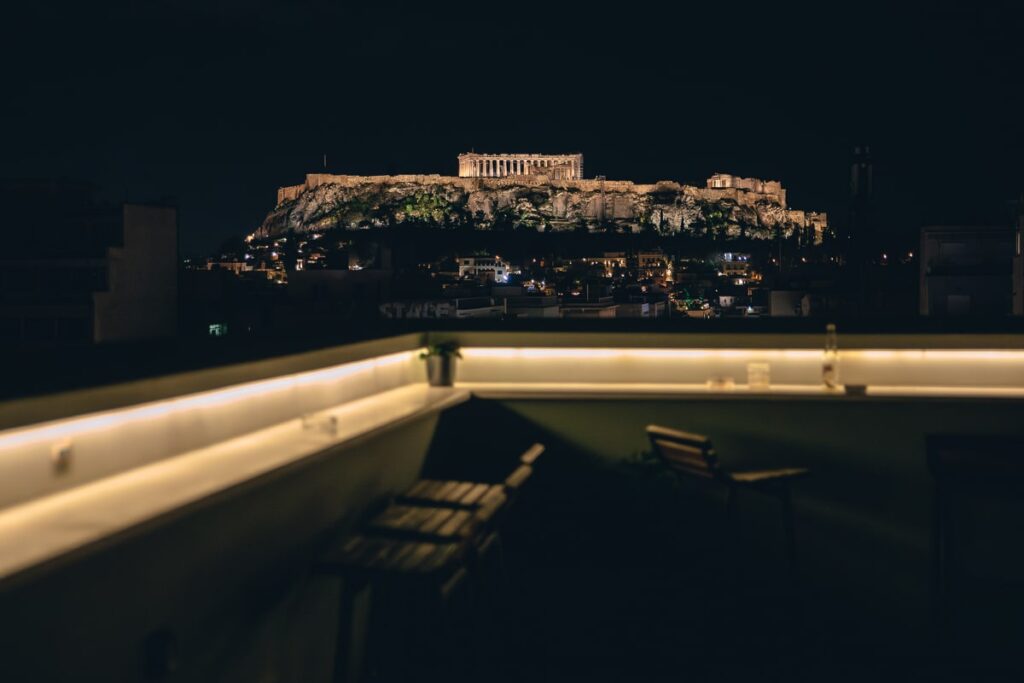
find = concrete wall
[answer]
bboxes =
[0,413,442,681]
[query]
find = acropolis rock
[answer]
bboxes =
[256,155,828,244]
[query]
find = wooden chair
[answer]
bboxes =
[319,443,545,682]
[391,443,544,593]
[318,535,469,683]
[646,424,808,566]
[397,443,544,520]
[926,434,1024,673]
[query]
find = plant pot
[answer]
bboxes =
[425,355,457,387]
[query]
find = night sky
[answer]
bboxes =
[3,1,1022,255]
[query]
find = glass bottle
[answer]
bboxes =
[823,323,839,389]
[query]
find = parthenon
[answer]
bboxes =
[458,153,584,180]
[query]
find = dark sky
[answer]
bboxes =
[3,1,1022,255]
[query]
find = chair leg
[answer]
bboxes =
[725,484,741,566]
[726,484,739,527]
[333,577,372,683]
[931,484,953,657]
[780,486,797,572]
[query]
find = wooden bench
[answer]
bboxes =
[646,424,808,566]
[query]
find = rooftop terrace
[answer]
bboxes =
[1,327,1022,681]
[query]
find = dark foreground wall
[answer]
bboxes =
[0,413,441,682]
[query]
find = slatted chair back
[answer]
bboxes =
[646,424,720,481]
[504,443,545,489]
[519,443,545,467]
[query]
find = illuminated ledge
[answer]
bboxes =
[0,385,468,587]
[864,385,1024,399]
[460,382,1024,401]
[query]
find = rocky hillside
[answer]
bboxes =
[256,174,827,244]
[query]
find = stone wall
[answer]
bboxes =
[265,173,828,244]
[278,173,791,210]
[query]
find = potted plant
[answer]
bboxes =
[421,341,462,387]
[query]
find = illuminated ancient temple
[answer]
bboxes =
[458,152,584,180]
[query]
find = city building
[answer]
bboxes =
[0,182,177,344]
[616,299,668,318]
[560,295,618,318]
[458,255,511,283]
[378,297,504,319]
[634,250,668,279]
[458,153,584,180]
[582,252,627,277]
[707,173,786,205]
[769,290,806,317]
[919,225,1016,316]
[492,286,561,318]
[720,252,751,277]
